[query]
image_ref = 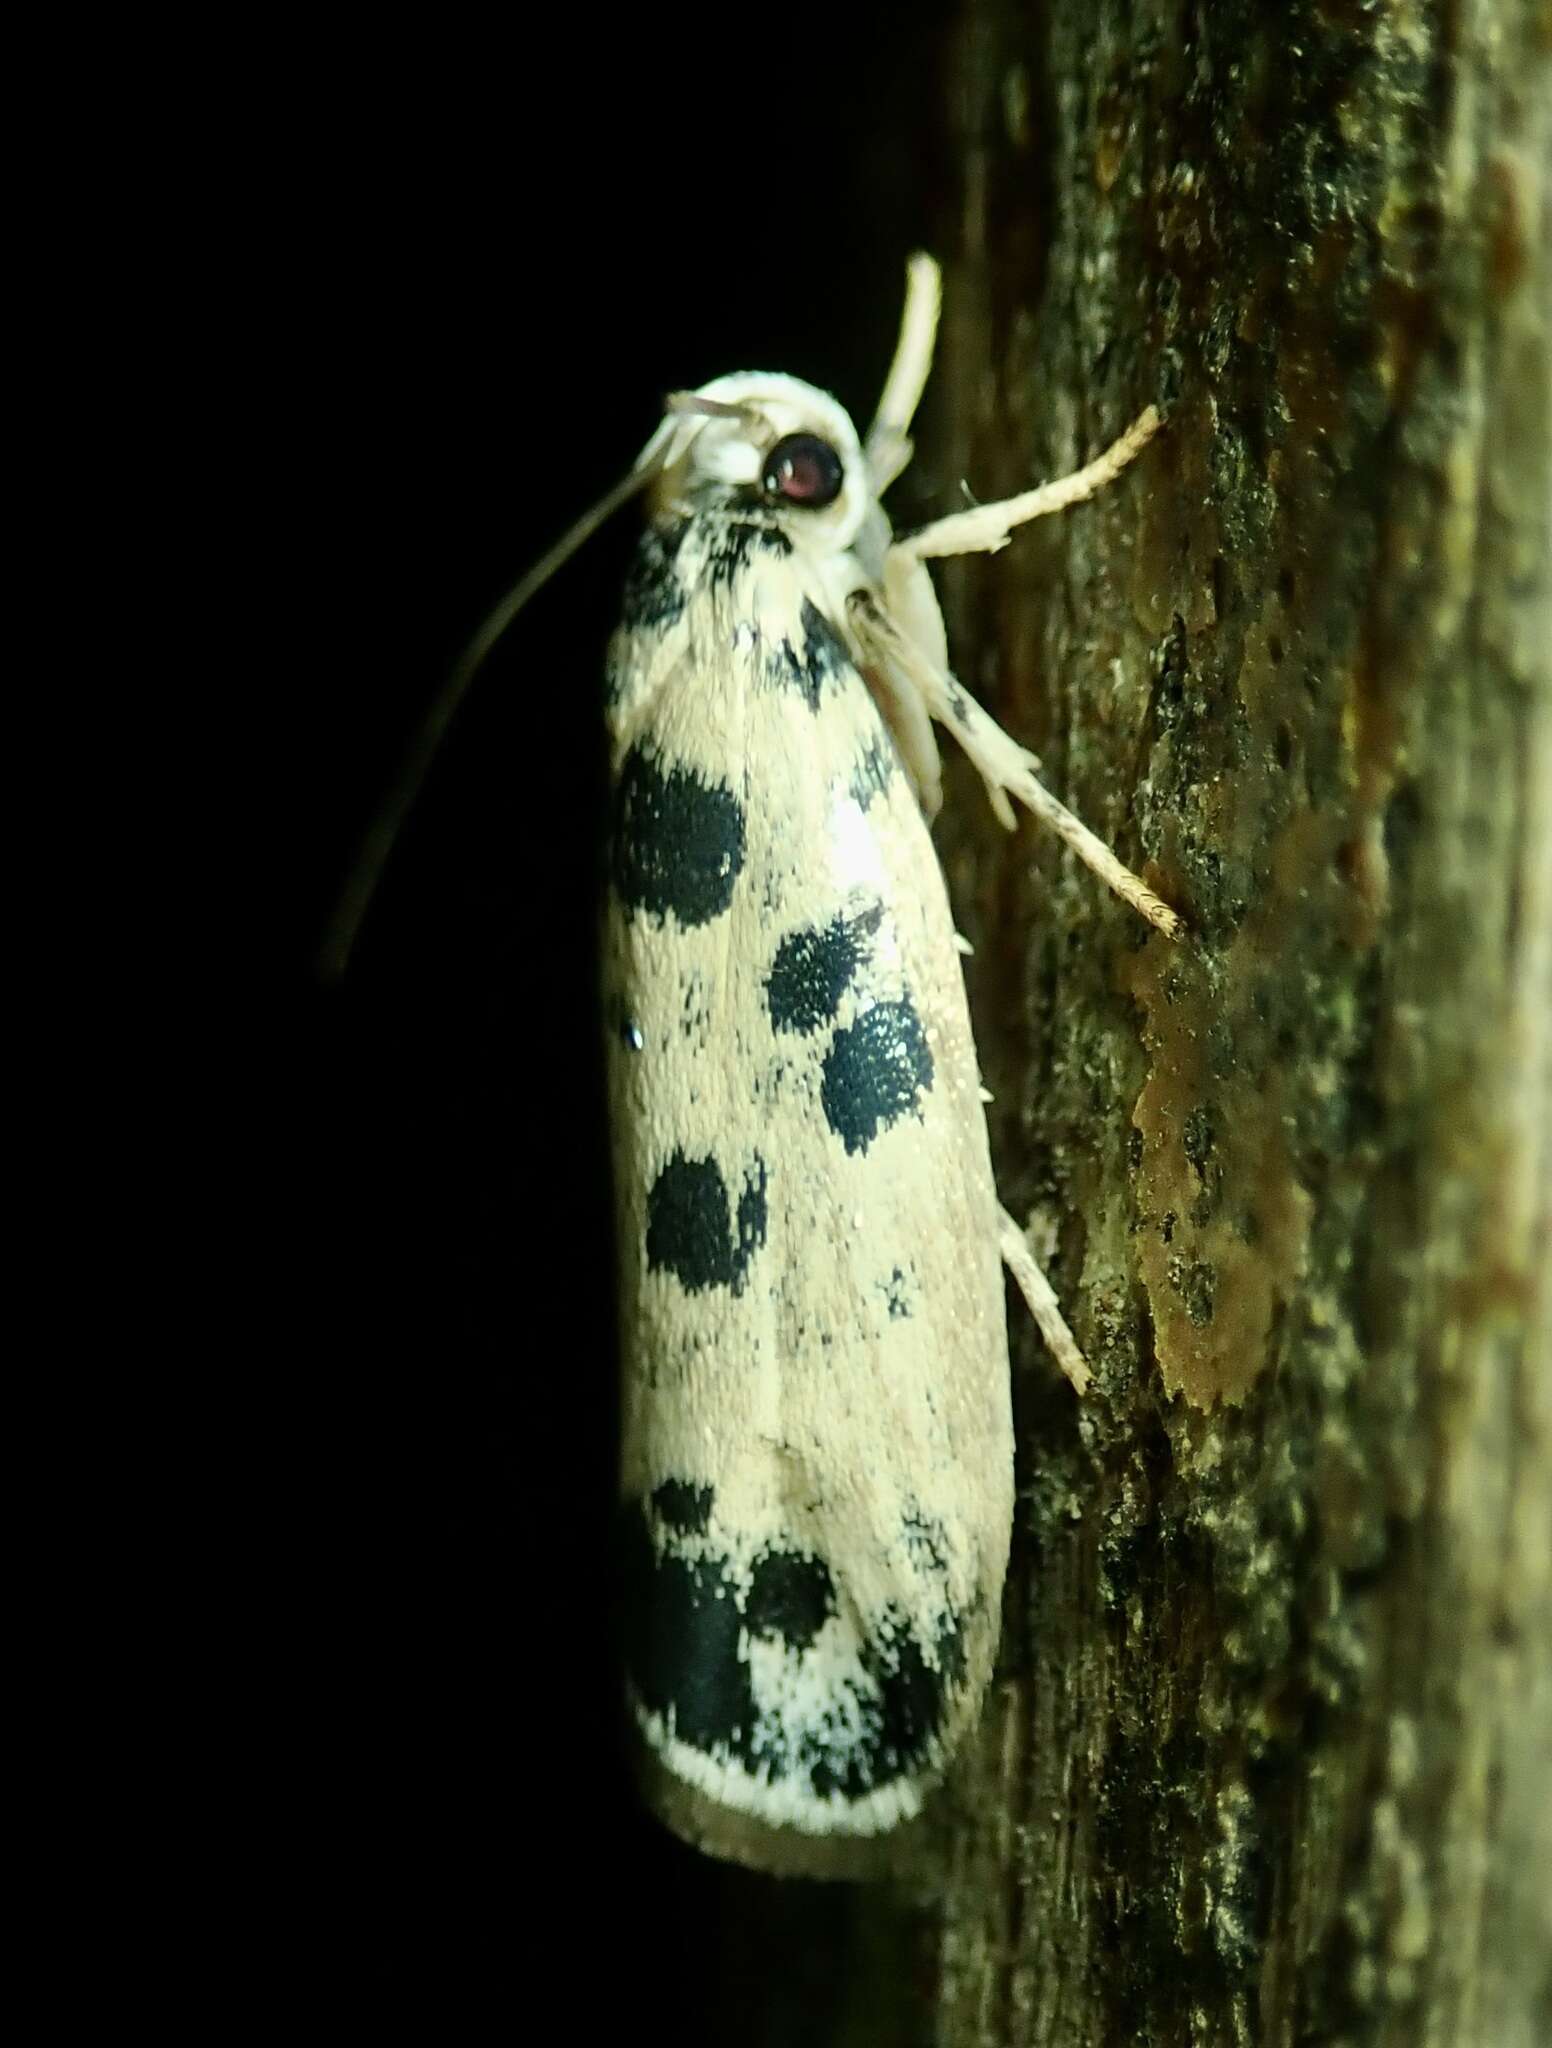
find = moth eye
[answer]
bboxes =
[763,434,844,509]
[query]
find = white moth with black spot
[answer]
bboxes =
[321,255,1177,1878]
[602,259,1176,1873]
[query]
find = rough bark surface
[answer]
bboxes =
[876,4,1550,2046]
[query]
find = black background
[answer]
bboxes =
[278,5,953,2030]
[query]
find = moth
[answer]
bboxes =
[321,255,1175,1878]
[604,259,1175,1873]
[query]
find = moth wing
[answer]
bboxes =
[604,525,1013,1863]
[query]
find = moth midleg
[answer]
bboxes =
[998,1208,1091,1396]
[944,679,1180,938]
[847,590,1181,938]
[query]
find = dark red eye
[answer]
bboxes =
[763,433,844,508]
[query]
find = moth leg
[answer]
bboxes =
[847,589,1181,938]
[894,408,1161,563]
[998,1207,1091,1396]
[865,253,942,495]
[854,640,945,819]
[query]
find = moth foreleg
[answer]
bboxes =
[893,408,1161,563]
[998,1207,1091,1396]
[865,253,943,495]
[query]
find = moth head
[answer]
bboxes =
[638,372,872,552]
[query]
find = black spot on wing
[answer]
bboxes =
[678,967,712,1049]
[623,1502,754,1753]
[650,1478,715,1534]
[768,597,854,711]
[766,904,884,1036]
[745,1548,836,1651]
[645,1150,768,1295]
[800,598,851,679]
[821,996,935,1155]
[628,1490,972,1803]
[849,735,898,811]
[611,744,746,927]
[735,1159,769,1276]
[645,1153,730,1291]
[708,519,793,590]
[620,518,692,632]
[867,1610,967,1761]
[900,1508,949,1578]
[806,1607,967,1802]
[881,1266,913,1320]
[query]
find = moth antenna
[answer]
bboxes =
[317,457,658,983]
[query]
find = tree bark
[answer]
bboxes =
[886,3,1550,2044]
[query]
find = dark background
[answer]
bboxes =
[279,6,950,2030]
